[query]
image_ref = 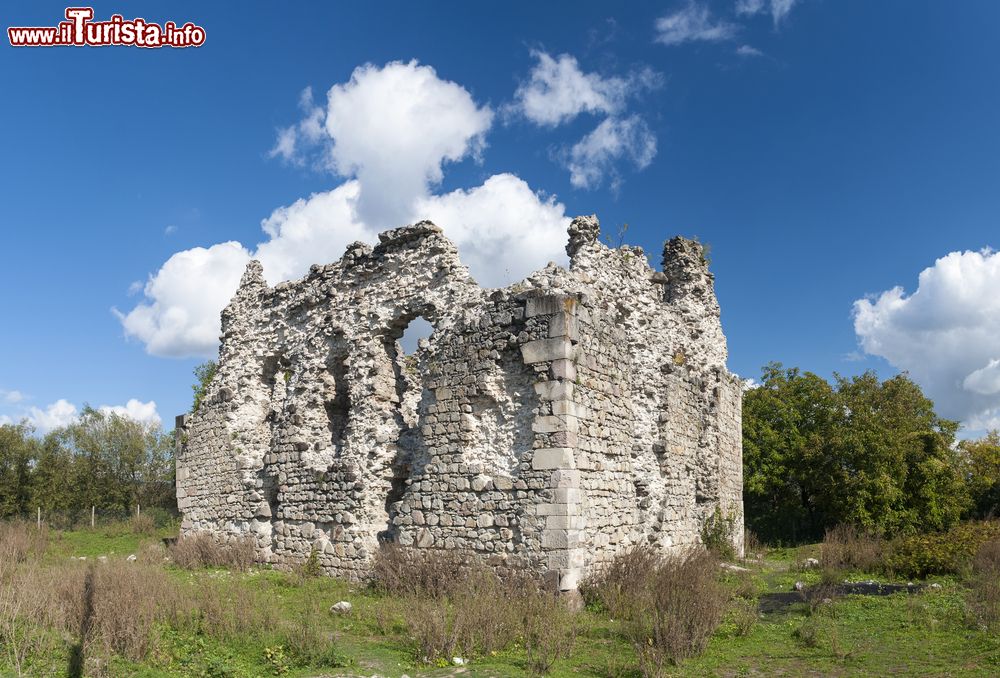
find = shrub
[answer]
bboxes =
[404,595,461,663]
[370,543,469,599]
[296,547,321,579]
[820,524,884,573]
[520,586,577,676]
[579,545,661,618]
[399,561,526,662]
[169,532,256,571]
[884,521,1000,578]
[382,545,577,668]
[624,548,727,673]
[89,561,177,660]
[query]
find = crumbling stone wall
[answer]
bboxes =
[176,216,743,589]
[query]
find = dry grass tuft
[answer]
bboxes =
[584,546,727,674]
[370,542,471,599]
[129,513,156,535]
[967,538,1000,630]
[373,544,575,671]
[819,525,884,574]
[168,532,256,571]
[579,545,661,619]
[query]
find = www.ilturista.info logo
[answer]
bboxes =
[8,7,206,48]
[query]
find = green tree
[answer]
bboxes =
[0,422,38,518]
[192,360,218,412]
[55,407,175,516]
[743,364,969,543]
[30,431,78,515]
[959,430,1000,518]
[742,364,841,543]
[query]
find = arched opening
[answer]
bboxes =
[400,316,434,355]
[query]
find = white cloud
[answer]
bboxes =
[3,398,161,433]
[24,399,78,433]
[853,248,1000,429]
[164,224,177,236]
[736,0,798,25]
[509,51,660,127]
[255,182,372,284]
[115,241,252,357]
[655,3,738,46]
[99,399,161,426]
[268,86,326,167]
[565,116,657,190]
[414,173,570,287]
[120,61,572,358]
[0,390,25,404]
[325,60,494,229]
[736,44,763,57]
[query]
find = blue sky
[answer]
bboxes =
[3,1,1000,434]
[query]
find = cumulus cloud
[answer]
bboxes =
[325,61,494,229]
[736,44,763,57]
[655,3,738,46]
[565,116,657,190]
[255,182,371,284]
[116,241,252,357]
[414,173,570,287]
[23,399,78,433]
[99,399,161,426]
[508,51,660,127]
[853,248,1000,430]
[736,0,799,25]
[119,61,571,358]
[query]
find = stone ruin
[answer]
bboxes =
[175,215,743,591]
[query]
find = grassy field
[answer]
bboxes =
[2,524,999,677]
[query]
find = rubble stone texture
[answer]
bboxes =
[175,216,743,589]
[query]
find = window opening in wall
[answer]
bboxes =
[324,352,350,454]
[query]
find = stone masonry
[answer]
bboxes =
[175,215,743,590]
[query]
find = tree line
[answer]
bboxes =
[743,363,1000,544]
[0,407,175,525]
[3,361,1000,542]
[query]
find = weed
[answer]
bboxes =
[702,507,737,561]
[730,598,758,637]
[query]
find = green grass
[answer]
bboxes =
[6,527,1000,677]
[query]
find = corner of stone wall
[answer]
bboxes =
[519,294,587,591]
[174,413,192,530]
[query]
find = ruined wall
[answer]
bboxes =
[176,216,743,588]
